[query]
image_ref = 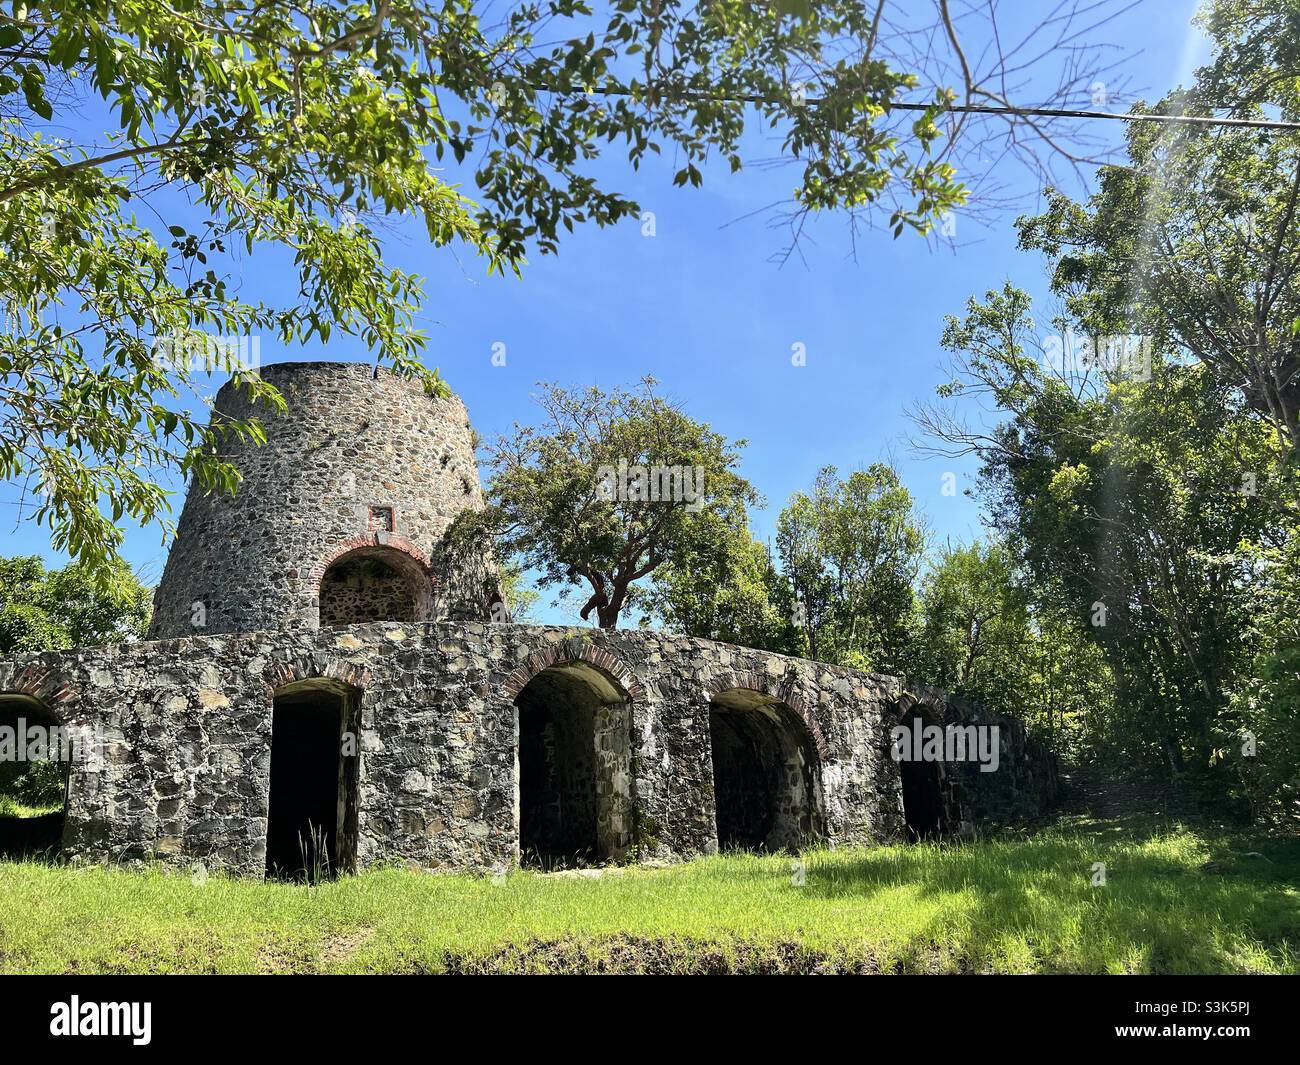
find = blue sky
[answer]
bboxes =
[2,1,1211,624]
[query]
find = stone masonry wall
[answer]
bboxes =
[319,557,420,626]
[0,624,1059,877]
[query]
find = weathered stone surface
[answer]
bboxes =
[148,361,495,639]
[0,622,1058,877]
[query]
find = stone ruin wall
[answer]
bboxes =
[0,623,1059,877]
[0,359,1059,876]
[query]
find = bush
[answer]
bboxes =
[0,759,65,811]
[16,761,65,808]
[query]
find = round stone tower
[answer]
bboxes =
[149,361,495,638]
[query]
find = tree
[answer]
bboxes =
[1015,1,1300,464]
[916,284,1276,782]
[911,2,1300,805]
[1230,534,1300,827]
[0,554,151,652]
[912,3,1300,810]
[639,526,799,654]
[468,378,755,629]
[1193,0,1300,121]
[496,561,539,623]
[775,463,924,671]
[907,538,1111,758]
[1018,132,1300,464]
[0,0,1137,574]
[911,539,1025,691]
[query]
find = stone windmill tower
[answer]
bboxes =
[149,361,496,638]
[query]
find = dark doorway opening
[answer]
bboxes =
[708,691,823,852]
[515,663,630,869]
[318,546,429,627]
[898,711,946,841]
[266,684,357,881]
[0,695,68,860]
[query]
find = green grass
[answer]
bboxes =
[1,820,1296,973]
[0,797,62,818]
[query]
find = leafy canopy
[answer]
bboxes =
[0,0,985,576]
[639,524,799,653]
[1015,0,1300,462]
[775,462,924,672]
[0,553,151,653]
[927,282,1277,784]
[907,538,1109,758]
[466,377,756,628]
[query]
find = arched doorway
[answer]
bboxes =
[708,690,825,852]
[318,545,431,627]
[514,661,632,869]
[265,679,361,881]
[0,694,69,859]
[896,706,947,841]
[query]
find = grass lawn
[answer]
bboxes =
[0,817,1295,974]
[0,799,60,818]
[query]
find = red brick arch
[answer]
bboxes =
[705,671,829,759]
[894,689,948,726]
[503,639,645,702]
[308,534,434,586]
[308,534,438,626]
[0,664,76,719]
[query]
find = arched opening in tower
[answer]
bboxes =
[265,681,360,882]
[0,694,69,860]
[515,662,631,869]
[318,546,430,627]
[708,691,824,852]
[897,708,946,841]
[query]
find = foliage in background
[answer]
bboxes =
[963,1,1300,821]
[639,526,800,654]
[1016,112,1300,462]
[0,759,63,812]
[0,554,151,652]
[462,378,756,628]
[910,539,1025,692]
[641,464,1108,763]
[775,464,924,673]
[919,278,1283,815]
[906,539,1110,760]
[1229,536,1300,827]
[496,561,539,623]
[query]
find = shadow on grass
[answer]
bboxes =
[801,825,1300,973]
